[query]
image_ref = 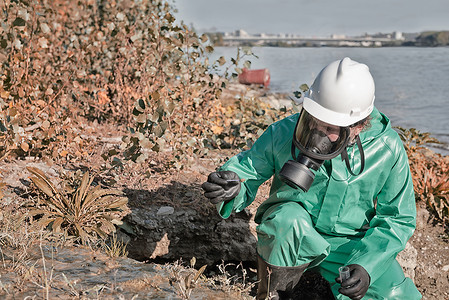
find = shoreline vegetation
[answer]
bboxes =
[1,0,448,298]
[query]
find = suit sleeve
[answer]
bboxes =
[216,124,276,219]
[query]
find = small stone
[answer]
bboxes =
[157,206,174,216]
[442,265,449,272]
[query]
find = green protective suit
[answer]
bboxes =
[217,107,422,299]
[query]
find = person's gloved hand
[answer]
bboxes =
[335,264,370,300]
[201,171,241,204]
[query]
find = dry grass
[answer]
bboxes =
[100,232,129,258]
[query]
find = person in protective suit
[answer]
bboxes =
[202,57,422,300]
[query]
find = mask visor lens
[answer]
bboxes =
[294,110,349,160]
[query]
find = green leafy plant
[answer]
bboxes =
[0,0,262,169]
[26,167,130,244]
[0,0,295,175]
[0,0,221,161]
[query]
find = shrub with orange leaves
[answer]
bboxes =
[397,127,449,222]
[1,0,281,170]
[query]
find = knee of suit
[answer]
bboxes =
[259,202,314,232]
[256,201,330,267]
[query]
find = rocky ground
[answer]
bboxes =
[2,149,449,299]
[1,84,448,299]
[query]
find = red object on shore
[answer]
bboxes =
[238,68,270,87]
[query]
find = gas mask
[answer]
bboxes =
[280,110,361,192]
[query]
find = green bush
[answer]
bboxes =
[0,0,220,161]
[0,0,292,171]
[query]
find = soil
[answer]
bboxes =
[409,204,449,299]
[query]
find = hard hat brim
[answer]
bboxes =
[303,96,374,127]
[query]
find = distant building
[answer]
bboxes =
[331,34,347,39]
[393,31,404,40]
[235,29,249,37]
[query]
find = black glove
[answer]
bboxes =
[335,264,370,300]
[201,171,241,204]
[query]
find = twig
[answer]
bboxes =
[24,3,37,84]
[61,273,80,297]
[39,235,50,299]
[0,246,6,268]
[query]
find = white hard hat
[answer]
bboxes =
[303,57,375,127]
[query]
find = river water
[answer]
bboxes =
[210,46,449,154]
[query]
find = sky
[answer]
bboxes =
[172,0,449,37]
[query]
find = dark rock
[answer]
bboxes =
[123,206,257,267]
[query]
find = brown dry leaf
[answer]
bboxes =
[98,90,110,105]
[20,142,29,152]
[53,217,65,232]
[37,100,46,107]
[28,176,55,198]
[211,125,224,135]
[0,90,10,99]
